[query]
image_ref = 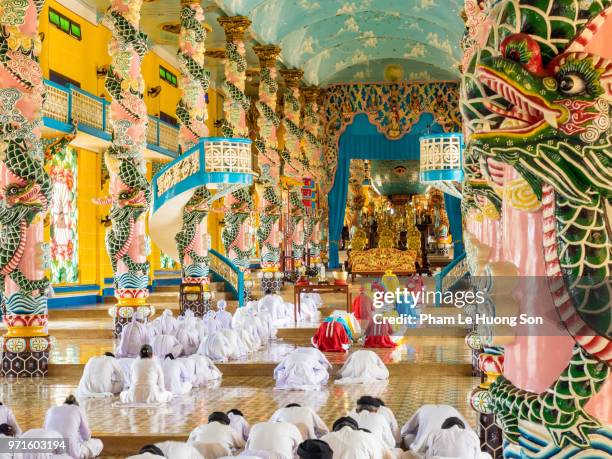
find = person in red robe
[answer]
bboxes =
[351,285,374,324]
[363,320,397,348]
[312,319,350,352]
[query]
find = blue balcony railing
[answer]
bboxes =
[434,252,468,306]
[209,249,244,307]
[42,79,179,158]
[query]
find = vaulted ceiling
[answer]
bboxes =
[82,0,464,86]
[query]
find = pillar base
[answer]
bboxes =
[478,413,503,459]
[180,283,213,318]
[1,336,50,377]
[261,276,283,294]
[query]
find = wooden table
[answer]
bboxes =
[294,282,351,324]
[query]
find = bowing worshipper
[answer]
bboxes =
[320,417,387,459]
[274,348,330,390]
[374,398,400,446]
[215,300,233,329]
[299,293,320,323]
[325,310,361,340]
[418,417,491,459]
[154,441,203,459]
[116,312,153,358]
[77,352,125,398]
[197,330,233,362]
[245,420,304,459]
[294,347,332,370]
[363,318,397,349]
[270,404,329,440]
[202,309,220,337]
[297,439,333,459]
[175,318,201,356]
[44,395,103,459]
[0,402,21,436]
[312,318,351,352]
[400,404,471,452]
[348,396,396,449]
[120,345,173,404]
[335,350,389,384]
[227,409,250,442]
[151,309,178,336]
[258,289,291,327]
[14,428,73,459]
[351,284,375,326]
[152,334,183,359]
[126,444,165,458]
[253,307,276,341]
[185,354,222,386]
[188,412,246,453]
[161,354,192,396]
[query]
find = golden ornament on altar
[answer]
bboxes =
[350,227,368,251]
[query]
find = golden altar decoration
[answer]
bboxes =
[377,227,396,249]
[349,248,417,279]
[350,227,368,251]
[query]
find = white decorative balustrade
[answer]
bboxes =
[204,138,252,173]
[419,133,464,198]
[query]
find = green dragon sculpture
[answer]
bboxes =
[222,186,254,270]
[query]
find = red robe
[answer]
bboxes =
[312,320,350,352]
[351,293,374,322]
[363,321,397,348]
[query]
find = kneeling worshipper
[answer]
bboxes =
[400,404,471,451]
[15,428,73,459]
[126,444,166,459]
[320,417,389,459]
[215,300,233,329]
[152,334,183,359]
[188,412,246,454]
[274,348,330,390]
[184,354,222,386]
[155,441,203,459]
[347,396,396,449]
[227,409,250,442]
[418,417,491,459]
[44,395,103,459]
[151,309,178,336]
[77,352,125,398]
[120,345,173,404]
[351,284,375,327]
[0,402,21,436]
[197,330,233,362]
[270,404,329,440]
[175,318,201,356]
[363,318,397,349]
[116,312,153,358]
[335,350,389,384]
[258,290,291,327]
[297,439,333,459]
[375,398,400,446]
[299,293,321,323]
[245,420,304,459]
[294,347,332,370]
[325,310,361,341]
[161,354,192,395]
[312,318,351,352]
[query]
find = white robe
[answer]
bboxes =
[219,328,247,359]
[152,309,178,336]
[126,454,166,459]
[77,355,124,398]
[320,426,387,459]
[198,332,234,362]
[155,441,202,459]
[273,349,329,391]
[202,311,220,337]
[269,406,328,440]
[420,426,490,459]
[299,294,320,323]
[293,347,332,370]
[0,405,21,436]
[348,410,396,448]
[378,405,401,446]
[228,413,250,442]
[120,358,173,404]
[116,319,153,358]
[117,358,136,389]
[175,324,200,356]
[186,354,222,386]
[161,358,192,395]
[258,295,290,327]
[216,309,233,330]
[44,405,103,459]
[188,421,246,452]
[336,350,389,384]
[253,312,275,341]
[14,428,72,459]
[152,334,183,359]
[400,405,472,452]
[245,422,303,459]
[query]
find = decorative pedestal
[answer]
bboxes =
[180,283,212,317]
[1,336,50,377]
[479,413,503,458]
[260,271,284,294]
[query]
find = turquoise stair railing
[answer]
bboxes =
[209,249,244,307]
[434,252,468,306]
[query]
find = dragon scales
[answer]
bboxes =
[102,0,152,336]
[461,0,612,455]
[218,17,254,285]
[174,1,212,303]
[0,0,53,376]
[253,45,283,292]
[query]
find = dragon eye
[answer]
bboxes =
[558,74,586,95]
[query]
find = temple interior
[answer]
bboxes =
[0,0,610,458]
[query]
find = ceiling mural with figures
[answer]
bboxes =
[79,0,464,86]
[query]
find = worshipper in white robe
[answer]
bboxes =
[335,350,389,384]
[375,399,400,446]
[155,441,203,459]
[126,444,165,459]
[77,352,124,398]
[175,321,200,356]
[185,354,222,386]
[245,421,303,459]
[258,290,291,327]
[0,423,16,459]
[400,404,471,452]
[297,439,333,459]
[215,300,233,329]
[348,396,396,449]
[198,331,233,362]
[151,309,178,336]
[320,417,387,459]
[14,428,72,459]
[0,402,21,436]
[274,348,330,391]
[43,395,103,459]
[188,412,246,453]
[117,357,136,389]
[299,294,321,323]
[232,302,257,329]
[227,409,250,442]
[294,347,332,370]
[120,345,173,404]
[116,312,153,358]
[418,417,491,459]
[152,334,183,359]
[202,310,220,337]
[219,328,248,359]
[328,310,361,338]
[161,354,192,396]
[270,404,329,440]
[253,309,276,341]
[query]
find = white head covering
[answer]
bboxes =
[217,299,227,310]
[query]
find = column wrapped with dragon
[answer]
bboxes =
[280,68,307,269]
[0,0,53,376]
[174,1,213,310]
[102,0,152,336]
[253,45,283,293]
[461,0,612,456]
[218,16,254,283]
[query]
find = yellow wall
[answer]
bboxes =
[77,148,101,285]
